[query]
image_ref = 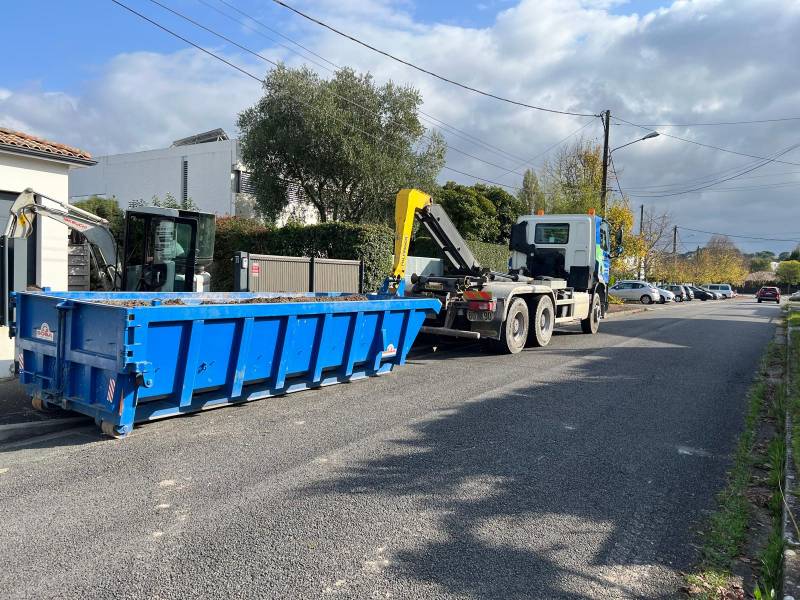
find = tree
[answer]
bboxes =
[238,65,445,223]
[475,184,528,243]
[436,182,500,242]
[777,260,800,286]
[779,251,792,261]
[517,169,545,213]
[749,256,772,272]
[605,197,643,278]
[73,196,125,248]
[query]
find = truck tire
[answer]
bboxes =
[494,297,529,354]
[526,295,555,348]
[581,295,601,334]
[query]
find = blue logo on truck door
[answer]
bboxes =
[595,217,610,284]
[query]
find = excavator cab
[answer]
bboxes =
[122,207,214,292]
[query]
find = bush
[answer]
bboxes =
[411,235,508,273]
[212,217,393,292]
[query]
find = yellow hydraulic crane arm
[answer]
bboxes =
[391,188,431,279]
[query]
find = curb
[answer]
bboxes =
[604,307,650,319]
[783,321,800,599]
[0,417,88,444]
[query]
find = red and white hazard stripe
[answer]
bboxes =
[107,378,116,403]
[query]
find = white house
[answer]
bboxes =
[69,128,317,224]
[0,127,96,375]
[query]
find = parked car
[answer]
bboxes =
[688,285,716,301]
[756,286,781,303]
[656,287,675,303]
[681,285,695,301]
[609,280,661,304]
[664,284,687,302]
[706,283,734,298]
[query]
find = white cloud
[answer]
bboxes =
[2,0,799,250]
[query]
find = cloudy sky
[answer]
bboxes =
[3,0,800,252]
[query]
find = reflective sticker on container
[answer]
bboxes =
[251,263,260,278]
[17,353,23,370]
[34,322,54,342]
[381,343,397,358]
[107,378,116,403]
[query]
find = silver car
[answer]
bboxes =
[609,280,661,304]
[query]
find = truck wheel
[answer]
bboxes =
[527,295,555,348]
[581,295,601,334]
[495,297,529,354]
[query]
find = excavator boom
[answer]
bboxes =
[6,188,119,289]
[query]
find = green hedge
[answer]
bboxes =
[211,217,393,292]
[410,235,509,273]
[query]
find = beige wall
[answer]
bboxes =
[0,151,74,377]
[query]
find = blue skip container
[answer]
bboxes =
[13,291,440,437]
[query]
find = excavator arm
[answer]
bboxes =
[5,188,119,290]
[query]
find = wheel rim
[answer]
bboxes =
[540,307,552,332]
[512,311,525,343]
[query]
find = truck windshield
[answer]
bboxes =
[534,223,569,244]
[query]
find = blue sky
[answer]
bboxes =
[5,0,669,92]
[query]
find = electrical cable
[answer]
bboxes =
[614,116,800,167]
[677,226,800,243]
[200,0,535,169]
[617,115,800,127]
[626,142,800,198]
[110,0,521,190]
[269,0,598,118]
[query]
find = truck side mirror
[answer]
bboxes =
[612,228,624,258]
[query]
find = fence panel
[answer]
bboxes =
[233,252,362,293]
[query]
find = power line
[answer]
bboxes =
[269,0,598,118]
[618,115,800,127]
[626,142,800,198]
[201,0,533,168]
[608,153,624,198]
[110,0,521,191]
[492,119,596,180]
[677,226,800,243]
[623,167,800,192]
[149,0,557,181]
[614,116,800,168]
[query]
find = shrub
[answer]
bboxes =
[411,235,508,273]
[212,218,393,292]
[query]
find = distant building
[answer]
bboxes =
[69,128,316,225]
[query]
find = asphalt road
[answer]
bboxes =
[0,298,779,599]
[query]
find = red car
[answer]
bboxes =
[756,286,781,303]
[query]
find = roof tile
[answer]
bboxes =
[0,127,93,162]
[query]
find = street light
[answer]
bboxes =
[600,122,659,214]
[610,131,660,155]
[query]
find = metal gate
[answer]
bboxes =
[233,252,363,293]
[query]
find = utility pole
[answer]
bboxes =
[672,225,678,282]
[638,204,644,280]
[672,225,677,255]
[600,109,611,216]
